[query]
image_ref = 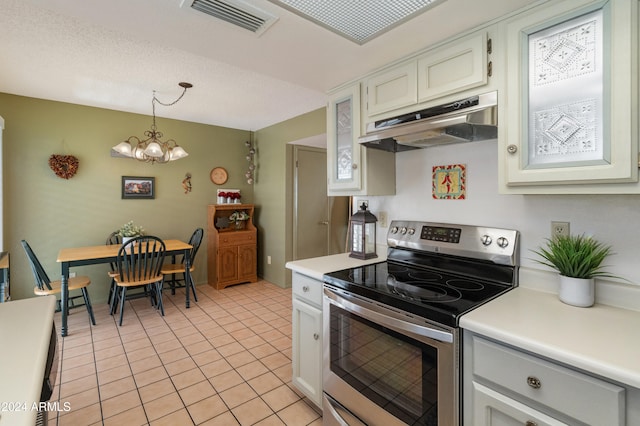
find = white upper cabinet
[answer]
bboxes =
[327,84,361,193]
[499,0,640,194]
[417,31,489,103]
[364,28,493,121]
[365,62,417,117]
[326,83,396,196]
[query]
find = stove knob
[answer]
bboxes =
[481,235,492,246]
[400,227,408,234]
[497,237,509,248]
[390,226,399,234]
[407,228,415,235]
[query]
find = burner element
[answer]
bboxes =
[388,277,462,303]
[408,271,443,281]
[446,279,485,291]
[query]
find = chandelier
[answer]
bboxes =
[112,82,192,164]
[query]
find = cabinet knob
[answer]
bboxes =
[525,422,538,426]
[527,376,541,389]
[313,333,319,340]
[507,144,518,154]
[352,163,358,170]
[302,285,309,292]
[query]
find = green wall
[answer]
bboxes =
[254,108,326,288]
[0,93,252,302]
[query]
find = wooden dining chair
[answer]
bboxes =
[21,240,96,325]
[161,228,203,302]
[105,231,122,307]
[112,236,166,326]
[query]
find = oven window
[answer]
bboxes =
[329,304,438,425]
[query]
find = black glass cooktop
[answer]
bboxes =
[323,252,516,328]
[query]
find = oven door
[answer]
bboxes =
[323,286,459,426]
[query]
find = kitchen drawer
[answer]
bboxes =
[472,382,568,425]
[218,232,255,247]
[292,272,323,307]
[472,336,625,425]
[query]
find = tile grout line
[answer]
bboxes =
[53,282,313,425]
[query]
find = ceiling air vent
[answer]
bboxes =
[181,0,279,36]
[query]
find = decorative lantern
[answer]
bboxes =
[349,203,377,260]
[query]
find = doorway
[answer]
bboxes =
[293,145,349,260]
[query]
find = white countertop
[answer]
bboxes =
[285,250,387,280]
[460,287,640,389]
[0,296,57,426]
[286,252,640,390]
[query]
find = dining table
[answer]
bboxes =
[56,239,193,337]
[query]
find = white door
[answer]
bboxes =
[293,145,349,260]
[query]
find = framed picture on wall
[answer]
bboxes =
[121,176,155,199]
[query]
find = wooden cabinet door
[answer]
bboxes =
[292,297,323,408]
[238,244,256,281]
[366,62,417,117]
[472,382,568,426]
[417,31,488,103]
[500,0,639,193]
[217,246,238,284]
[327,84,362,193]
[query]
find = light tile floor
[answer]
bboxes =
[48,281,322,426]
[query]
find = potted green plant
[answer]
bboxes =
[118,221,144,245]
[532,234,616,307]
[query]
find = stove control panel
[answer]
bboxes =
[387,220,520,267]
[421,225,461,243]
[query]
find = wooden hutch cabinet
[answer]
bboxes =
[207,204,258,290]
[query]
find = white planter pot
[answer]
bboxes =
[558,275,595,307]
[122,236,136,246]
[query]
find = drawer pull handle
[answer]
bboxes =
[525,422,537,426]
[527,376,541,389]
[302,285,310,292]
[313,333,319,340]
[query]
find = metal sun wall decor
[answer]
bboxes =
[432,164,466,199]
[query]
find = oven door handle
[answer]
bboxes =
[324,287,453,344]
[324,393,368,426]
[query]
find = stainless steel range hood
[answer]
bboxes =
[359,91,497,152]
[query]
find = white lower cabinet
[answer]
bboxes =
[463,330,626,425]
[472,382,568,426]
[291,272,323,409]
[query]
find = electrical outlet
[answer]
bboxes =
[551,221,570,237]
[69,272,76,278]
[267,256,272,265]
[378,211,388,228]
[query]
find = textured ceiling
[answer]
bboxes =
[0,0,538,131]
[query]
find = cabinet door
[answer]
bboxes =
[327,84,362,192]
[472,382,568,426]
[366,62,417,116]
[417,31,489,103]
[292,298,323,408]
[237,244,256,281]
[500,0,639,192]
[217,246,238,284]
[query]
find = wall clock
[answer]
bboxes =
[210,167,228,185]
